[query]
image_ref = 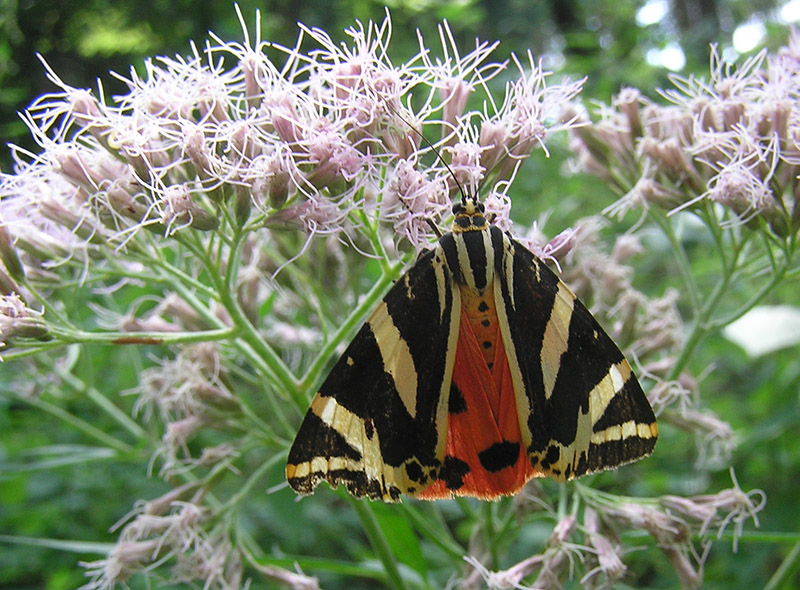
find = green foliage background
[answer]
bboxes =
[1,1,799,589]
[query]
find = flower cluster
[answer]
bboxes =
[569,37,800,238]
[0,11,581,273]
[465,469,763,590]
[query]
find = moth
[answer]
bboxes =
[286,195,657,501]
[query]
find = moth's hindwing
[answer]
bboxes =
[496,234,658,481]
[286,247,460,501]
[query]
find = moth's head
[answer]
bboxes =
[452,195,489,233]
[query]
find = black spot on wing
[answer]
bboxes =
[439,456,471,490]
[405,460,425,483]
[449,383,467,414]
[478,441,520,472]
[575,450,588,476]
[478,300,489,312]
[538,444,560,469]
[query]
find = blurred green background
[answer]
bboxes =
[1,1,799,589]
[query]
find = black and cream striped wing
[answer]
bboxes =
[494,234,658,481]
[286,246,461,501]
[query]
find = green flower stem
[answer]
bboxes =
[577,482,660,509]
[710,229,797,328]
[349,496,410,590]
[177,233,300,413]
[700,203,731,270]
[557,482,570,520]
[224,295,300,394]
[147,254,219,302]
[47,325,238,345]
[711,259,789,329]
[649,210,700,311]
[154,265,230,329]
[765,541,800,590]
[494,503,518,545]
[212,224,300,434]
[0,534,114,555]
[103,232,219,299]
[355,208,394,274]
[454,496,479,520]
[399,503,465,562]
[228,337,296,439]
[224,223,246,295]
[13,393,134,454]
[147,250,296,438]
[134,232,297,440]
[220,449,285,512]
[481,501,499,569]
[664,217,750,382]
[19,279,73,328]
[728,531,800,543]
[43,353,147,440]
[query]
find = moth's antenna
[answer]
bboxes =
[382,98,470,206]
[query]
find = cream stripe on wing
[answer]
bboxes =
[503,236,516,308]
[367,302,418,418]
[480,224,494,290]
[541,281,575,400]
[588,360,631,421]
[454,233,473,289]
[590,419,658,444]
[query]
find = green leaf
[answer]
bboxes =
[369,502,428,579]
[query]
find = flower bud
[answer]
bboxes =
[0,266,20,295]
[0,224,25,281]
[0,294,48,346]
[440,77,472,131]
[613,86,643,140]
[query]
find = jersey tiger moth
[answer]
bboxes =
[286,195,657,501]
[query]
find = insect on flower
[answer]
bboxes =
[286,117,658,501]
